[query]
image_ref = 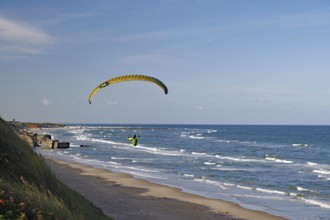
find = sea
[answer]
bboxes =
[36,124,330,220]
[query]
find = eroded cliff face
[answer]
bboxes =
[19,131,70,149]
[7,121,69,149]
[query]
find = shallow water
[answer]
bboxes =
[38,124,330,220]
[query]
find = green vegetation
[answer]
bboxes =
[0,117,112,220]
[7,121,66,130]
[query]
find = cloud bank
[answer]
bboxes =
[0,15,52,58]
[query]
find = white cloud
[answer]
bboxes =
[0,16,52,57]
[0,16,50,42]
[41,98,52,106]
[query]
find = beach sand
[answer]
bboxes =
[45,158,288,220]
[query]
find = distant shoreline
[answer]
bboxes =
[7,120,65,130]
[8,121,330,128]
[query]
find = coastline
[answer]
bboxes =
[45,157,287,220]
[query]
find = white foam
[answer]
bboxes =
[296,186,318,193]
[189,135,204,139]
[211,167,256,172]
[265,157,293,164]
[70,143,80,148]
[301,198,330,209]
[204,162,216,166]
[121,166,160,173]
[134,145,184,156]
[309,162,330,181]
[193,178,226,190]
[313,169,330,175]
[237,185,252,190]
[307,162,318,166]
[223,182,235,187]
[120,170,168,180]
[192,152,207,156]
[111,157,132,160]
[183,173,194,177]
[297,186,308,191]
[216,155,263,163]
[79,136,120,145]
[255,188,287,195]
[307,162,330,171]
[292,143,310,147]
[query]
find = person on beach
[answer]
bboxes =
[128,134,139,146]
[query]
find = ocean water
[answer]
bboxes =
[37,124,330,220]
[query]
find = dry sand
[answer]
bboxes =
[45,158,288,220]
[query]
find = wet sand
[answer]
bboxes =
[45,158,287,220]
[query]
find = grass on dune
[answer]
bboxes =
[0,117,112,220]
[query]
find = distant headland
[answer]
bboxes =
[7,119,65,130]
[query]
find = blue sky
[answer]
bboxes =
[1,0,330,124]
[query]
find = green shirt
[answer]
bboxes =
[128,136,139,146]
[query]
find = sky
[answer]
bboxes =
[1,0,330,125]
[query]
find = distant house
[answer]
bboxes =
[28,124,38,128]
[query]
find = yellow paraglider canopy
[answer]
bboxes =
[88,74,168,104]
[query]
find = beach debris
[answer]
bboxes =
[80,144,93,148]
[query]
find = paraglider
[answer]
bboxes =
[88,74,168,146]
[88,74,168,104]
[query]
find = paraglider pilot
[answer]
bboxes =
[128,134,140,146]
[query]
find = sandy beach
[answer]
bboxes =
[45,158,287,220]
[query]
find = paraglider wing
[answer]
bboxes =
[88,74,168,104]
